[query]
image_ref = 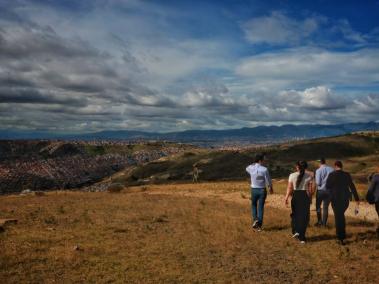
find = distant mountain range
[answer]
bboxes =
[1,122,379,144]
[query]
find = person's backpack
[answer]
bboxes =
[366,189,375,204]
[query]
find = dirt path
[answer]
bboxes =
[148,187,378,222]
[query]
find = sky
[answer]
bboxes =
[0,0,379,133]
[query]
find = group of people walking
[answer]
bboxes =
[246,154,379,245]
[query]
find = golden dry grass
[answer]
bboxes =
[0,183,378,283]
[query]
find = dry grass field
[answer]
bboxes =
[1,182,378,283]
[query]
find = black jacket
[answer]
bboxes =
[326,170,359,202]
[368,174,379,203]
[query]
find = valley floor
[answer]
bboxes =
[0,182,378,283]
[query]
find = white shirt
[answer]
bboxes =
[315,165,334,191]
[289,172,312,191]
[246,163,272,188]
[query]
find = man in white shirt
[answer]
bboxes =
[246,154,274,231]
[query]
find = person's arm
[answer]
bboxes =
[367,176,377,193]
[285,179,293,205]
[348,173,360,204]
[307,177,315,197]
[326,173,333,195]
[246,165,253,184]
[246,165,251,175]
[265,169,274,194]
[315,169,321,188]
[307,171,316,195]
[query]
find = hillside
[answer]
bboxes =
[1,133,378,283]
[117,133,379,186]
[0,140,195,194]
[1,132,378,194]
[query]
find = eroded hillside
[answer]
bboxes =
[0,140,195,193]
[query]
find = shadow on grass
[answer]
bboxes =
[306,234,337,243]
[347,220,375,227]
[354,230,378,241]
[307,230,378,243]
[265,225,291,231]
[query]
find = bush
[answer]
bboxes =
[107,183,125,193]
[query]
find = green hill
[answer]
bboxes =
[116,133,379,185]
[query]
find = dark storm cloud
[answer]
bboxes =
[0,26,102,60]
[0,87,87,106]
[0,10,177,131]
[0,73,36,88]
[39,71,107,94]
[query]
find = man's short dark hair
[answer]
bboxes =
[254,153,265,163]
[334,160,343,168]
[319,158,326,164]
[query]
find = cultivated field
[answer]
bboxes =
[1,181,378,283]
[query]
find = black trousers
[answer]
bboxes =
[375,202,379,236]
[316,190,331,225]
[331,199,349,240]
[291,191,311,241]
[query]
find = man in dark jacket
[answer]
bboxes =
[326,161,360,245]
[367,170,379,237]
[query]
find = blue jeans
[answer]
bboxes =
[251,188,267,226]
[316,190,331,225]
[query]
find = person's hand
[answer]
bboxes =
[269,188,274,194]
[285,197,289,206]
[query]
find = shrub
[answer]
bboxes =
[107,183,125,193]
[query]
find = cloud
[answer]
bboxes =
[0,1,378,132]
[0,17,172,105]
[332,19,366,44]
[181,81,232,107]
[0,1,243,132]
[279,86,346,110]
[241,11,373,48]
[242,11,321,45]
[0,87,87,106]
[353,94,379,114]
[236,47,379,90]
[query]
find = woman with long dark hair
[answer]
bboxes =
[285,161,313,243]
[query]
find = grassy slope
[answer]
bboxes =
[118,133,379,185]
[0,186,378,283]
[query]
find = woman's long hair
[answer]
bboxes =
[296,161,308,189]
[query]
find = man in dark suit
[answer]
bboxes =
[326,161,360,245]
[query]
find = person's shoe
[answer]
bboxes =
[252,220,259,229]
[292,232,299,239]
[257,226,263,232]
[300,240,306,244]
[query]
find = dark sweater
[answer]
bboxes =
[368,174,379,203]
[326,170,360,202]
